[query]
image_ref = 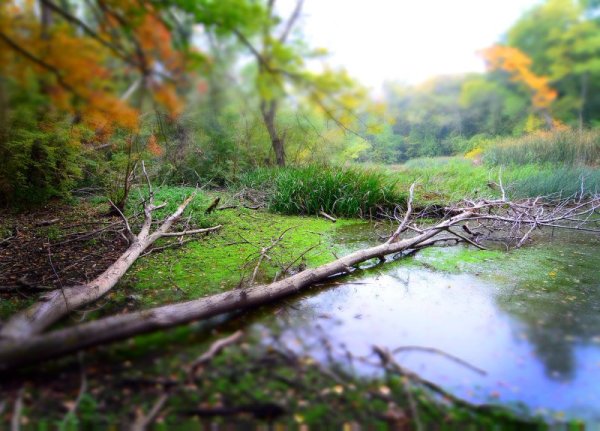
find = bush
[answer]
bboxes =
[0,112,83,206]
[238,165,405,218]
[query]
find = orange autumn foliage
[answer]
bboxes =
[481,45,557,109]
[147,134,164,156]
[153,83,184,118]
[0,0,187,140]
[136,14,184,74]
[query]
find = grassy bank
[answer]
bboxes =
[484,129,600,167]
[232,155,599,218]
[384,157,600,204]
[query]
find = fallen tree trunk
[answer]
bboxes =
[0,178,222,340]
[0,211,475,370]
[1,193,598,369]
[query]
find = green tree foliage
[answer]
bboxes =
[377,75,529,162]
[508,0,600,126]
[0,76,83,205]
[369,0,600,162]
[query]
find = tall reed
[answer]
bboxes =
[484,129,600,166]
[238,165,405,218]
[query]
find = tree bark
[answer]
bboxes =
[0,73,7,148]
[2,193,598,369]
[261,99,285,166]
[0,211,474,370]
[0,193,221,340]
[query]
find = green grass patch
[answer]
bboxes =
[237,165,406,218]
[384,157,600,203]
[413,246,505,273]
[508,166,600,198]
[387,157,500,204]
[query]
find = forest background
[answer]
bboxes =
[1,0,600,208]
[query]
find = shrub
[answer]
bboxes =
[0,111,83,206]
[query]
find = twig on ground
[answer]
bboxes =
[60,352,88,425]
[130,394,170,431]
[319,211,337,223]
[188,330,244,377]
[392,346,486,375]
[249,227,296,285]
[11,386,24,431]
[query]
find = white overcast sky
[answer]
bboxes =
[279,0,542,90]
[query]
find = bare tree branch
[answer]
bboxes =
[279,0,304,43]
[387,183,415,244]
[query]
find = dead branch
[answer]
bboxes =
[0,176,220,341]
[160,225,222,237]
[250,227,295,285]
[391,346,486,376]
[281,241,321,275]
[60,353,87,426]
[34,218,60,227]
[108,199,135,243]
[319,211,337,223]
[11,386,24,431]
[0,236,13,246]
[0,195,598,368]
[130,331,244,431]
[444,228,487,250]
[189,330,244,376]
[130,394,170,431]
[373,346,478,412]
[387,183,415,244]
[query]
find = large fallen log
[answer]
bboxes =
[0,210,475,370]
[0,167,222,341]
[1,193,598,370]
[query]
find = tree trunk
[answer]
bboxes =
[40,0,54,39]
[0,211,474,370]
[0,73,7,147]
[260,99,285,167]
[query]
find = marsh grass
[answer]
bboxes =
[388,157,600,202]
[484,129,600,167]
[390,158,499,204]
[508,166,600,198]
[238,165,406,217]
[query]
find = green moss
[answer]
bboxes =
[123,198,360,307]
[412,246,504,273]
[404,233,600,301]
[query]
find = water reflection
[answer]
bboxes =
[247,232,600,422]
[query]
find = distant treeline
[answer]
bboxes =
[362,0,600,163]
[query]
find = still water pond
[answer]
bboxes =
[244,225,600,423]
